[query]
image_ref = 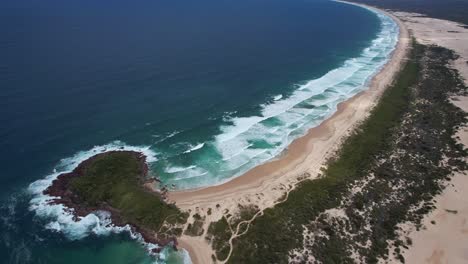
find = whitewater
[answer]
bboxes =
[27,141,191,263]
[158,6,399,189]
[25,4,398,264]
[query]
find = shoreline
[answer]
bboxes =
[172,2,410,262]
[40,150,183,255]
[169,4,409,207]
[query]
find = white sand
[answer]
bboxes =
[173,8,468,264]
[385,11,468,264]
[170,4,410,263]
[393,12,468,86]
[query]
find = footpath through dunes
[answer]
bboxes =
[218,28,468,264]
[170,3,410,263]
[208,3,468,263]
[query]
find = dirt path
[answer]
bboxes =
[175,3,410,263]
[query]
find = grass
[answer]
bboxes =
[69,152,183,232]
[222,42,419,263]
[222,42,468,263]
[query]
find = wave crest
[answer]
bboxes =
[163,6,399,190]
[27,141,164,256]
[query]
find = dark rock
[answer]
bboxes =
[44,151,177,253]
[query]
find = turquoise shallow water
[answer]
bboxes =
[156,6,398,190]
[0,0,397,263]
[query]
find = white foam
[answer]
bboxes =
[274,94,283,101]
[168,6,399,189]
[182,249,193,264]
[221,143,253,161]
[153,130,181,144]
[217,8,397,156]
[165,165,197,173]
[173,173,208,181]
[172,167,209,181]
[183,143,205,153]
[156,247,192,264]
[27,141,164,256]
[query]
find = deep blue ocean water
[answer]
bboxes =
[0,0,397,263]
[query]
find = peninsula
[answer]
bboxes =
[44,151,188,252]
[32,1,468,264]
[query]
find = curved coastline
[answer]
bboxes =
[173,3,410,262]
[24,2,410,264]
[169,2,408,205]
[161,1,398,190]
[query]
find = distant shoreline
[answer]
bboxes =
[170,3,410,262]
[169,2,408,207]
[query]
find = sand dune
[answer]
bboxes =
[170,3,411,262]
[390,12,468,262]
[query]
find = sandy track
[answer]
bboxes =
[172,3,410,263]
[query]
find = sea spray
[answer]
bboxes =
[2,1,398,263]
[159,7,399,189]
[25,4,398,262]
[183,143,205,153]
[27,141,166,257]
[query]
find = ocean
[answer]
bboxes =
[0,0,398,263]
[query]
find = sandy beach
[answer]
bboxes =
[169,2,411,262]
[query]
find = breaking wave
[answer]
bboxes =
[26,141,170,260]
[161,6,399,190]
[183,143,205,154]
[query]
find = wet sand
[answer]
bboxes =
[172,3,410,263]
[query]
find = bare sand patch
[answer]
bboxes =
[393,12,468,85]
[386,12,468,264]
[169,4,410,262]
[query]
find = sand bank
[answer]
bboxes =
[172,3,410,263]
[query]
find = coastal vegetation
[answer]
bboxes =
[41,41,468,263]
[184,213,205,237]
[205,204,260,260]
[206,216,231,260]
[6,0,467,263]
[350,0,468,25]
[45,151,188,246]
[207,42,467,263]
